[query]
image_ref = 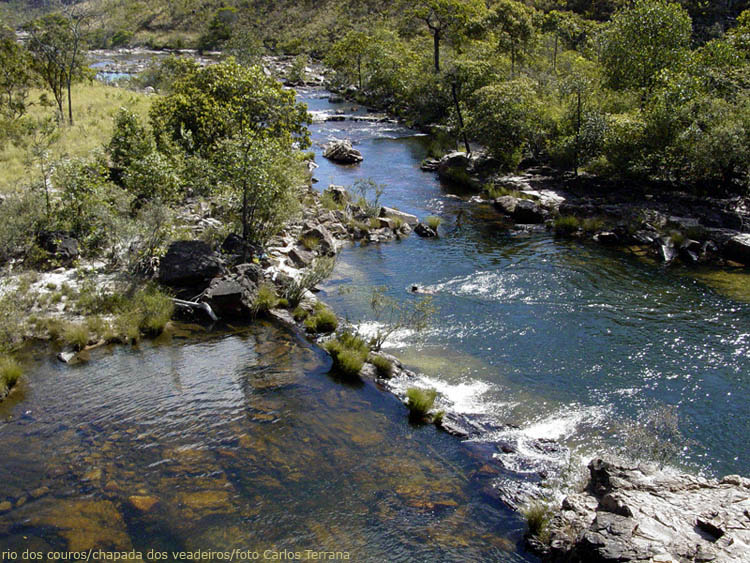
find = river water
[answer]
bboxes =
[1,82,748,561]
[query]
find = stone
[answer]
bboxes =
[221,234,262,261]
[301,225,336,255]
[37,230,79,264]
[723,233,750,265]
[287,247,315,268]
[380,206,419,226]
[159,240,224,288]
[201,274,257,319]
[128,495,159,513]
[512,199,547,224]
[323,140,363,164]
[593,231,619,245]
[493,196,518,216]
[437,151,470,180]
[414,223,437,238]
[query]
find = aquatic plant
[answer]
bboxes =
[405,387,438,422]
[369,354,393,378]
[304,306,338,334]
[425,216,442,231]
[325,332,369,377]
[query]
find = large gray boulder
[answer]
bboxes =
[723,233,750,265]
[201,274,257,319]
[159,240,224,288]
[323,140,363,164]
[380,206,419,226]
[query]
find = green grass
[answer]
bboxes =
[132,286,174,336]
[63,322,90,351]
[405,387,438,422]
[553,215,582,236]
[320,191,344,211]
[0,82,151,193]
[0,357,22,396]
[252,283,279,315]
[581,217,606,233]
[324,332,369,377]
[369,354,393,378]
[484,183,522,199]
[523,502,554,543]
[303,306,338,333]
[299,235,321,251]
[292,306,309,322]
[425,216,442,231]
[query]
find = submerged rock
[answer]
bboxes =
[536,458,750,562]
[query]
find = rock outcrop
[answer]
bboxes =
[534,458,750,563]
[158,240,224,288]
[323,140,363,164]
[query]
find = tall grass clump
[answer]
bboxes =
[405,387,438,422]
[324,332,369,377]
[304,304,338,334]
[0,357,22,397]
[252,283,279,316]
[553,215,582,236]
[425,216,442,231]
[369,354,393,378]
[63,323,90,351]
[132,286,174,336]
[523,502,554,543]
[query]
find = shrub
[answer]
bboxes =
[63,323,90,351]
[300,235,320,251]
[283,256,335,306]
[304,306,338,333]
[252,283,279,316]
[324,332,369,377]
[405,387,438,422]
[369,354,393,378]
[349,179,385,218]
[523,502,554,542]
[132,286,174,336]
[581,217,606,233]
[292,306,309,322]
[425,216,442,231]
[0,357,22,395]
[320,191,344,211]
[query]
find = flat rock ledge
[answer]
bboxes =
[532,458,750,563]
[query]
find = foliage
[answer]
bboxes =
[523,501,554,543]
[425,215,442,230]
[405,387,438,421]
[123,151,181,203]
[283,256,336,306]
[132,284,174,336]
[303,305,338,333]
[368,286,435,351]
[0,30,34,121]
[107,108,153,182]
[199,7,238,51]
[349,178,385,218]
[63,322,90,351]
[0,356,22,395]
[324,332,370,377]
[369,354,394,378]
[287,54,309,85]
[252,283,279,316]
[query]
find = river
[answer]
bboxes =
[0,81,748,561]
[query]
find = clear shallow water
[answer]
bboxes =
[0,324,532,560]
[301,87,750,479]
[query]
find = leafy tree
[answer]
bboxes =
[199,7,238,51]
[107,108,154,184]
[0,27,34,120]
[325,30,369,89]
[24,8,89,125]
[149,58,310,155]
[484,0,537,75]
[601,0,692,93]
[410,0,485,72]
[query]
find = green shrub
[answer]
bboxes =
[292,306,309,322]
[252,283,279,315]
[320,191,344,211]
[283,256,335,306]
[369,354,393,378]
[324,332,369,377]
[114,313,141,344]
[0,357,22,395]
[405,387,438,422]
[425,216,442,231]
[304,306,338,333]
[132,286,174,336]
[63,323,90,351]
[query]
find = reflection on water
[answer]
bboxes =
[0,323,532,561]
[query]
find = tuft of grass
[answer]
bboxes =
[252,283,279,316]
[0,357,22,395]
[425,216,442,231]
[292,306,309,322]
[369,217,382,229]
[669,230,685,246]
[63,323,90,351]
[299,235,321,251]
[114,313,141,344]
[391,217,404,230]
[303,306,338,334]
[405,387,438,422]
[553,215,581,236]
[320,191,344,211]
[484,183,522,199]
[523,502,554,543]
[369,354,393,378]
[581,217,606,233]
[132,286,174,336]
[324,332,369,377]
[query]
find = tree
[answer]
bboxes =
[149,58,310,155]
[24,9,89,125]
[601,0,692,93]
[326,30,369,89]
[410,0,485,73]
[484,0,537,75]
[0,27,34,120]
[199,7,238,51]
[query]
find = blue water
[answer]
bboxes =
[301,87,750,479]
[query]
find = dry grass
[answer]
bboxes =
[0,81,152,193]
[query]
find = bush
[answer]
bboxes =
[349,179,385,218]
[324,332,369,377]
[553,215,582,236]
[0,357,22,395]
[132,286,174,336]
[292,306,309,322]
[300,235,320,251]
[369,354,393,378]
[283,256,335,306]
[304,306,338,333]
[252,283,279,316]
[405,387,438,422]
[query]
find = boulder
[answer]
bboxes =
[159,241,224,288]
[287,247,315,268]
[593,231,619,245]
[493,196,518,216]
[221,234,262,261]
[437,151,471,184]
[723,233,750,265]
[512,199,547,224]
[37,231,79,264]
[380,206,418,226]
[324,184,349,204]
[301,225,336,255]
[201,273,257,319]
[414,223,437,238]
[323,140,363,164]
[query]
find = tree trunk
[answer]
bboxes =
[574,89,582,177]
[67,76,73,126]
[553,34,558,73]
[451,82,471,155]
[357,55,362,90]
[433,31,441,73]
